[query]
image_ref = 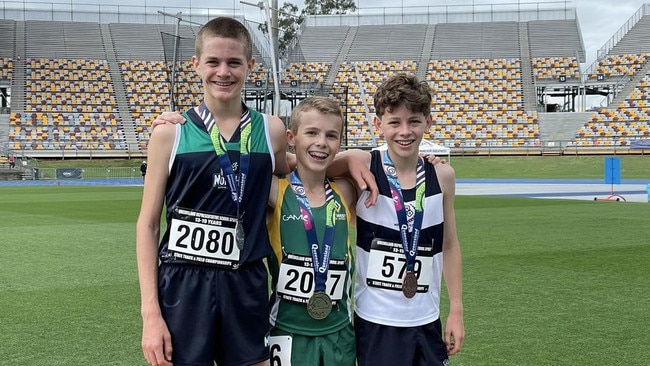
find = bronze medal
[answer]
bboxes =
[402,271,418,299]
[235,219,245,250]
[307,292,332,320]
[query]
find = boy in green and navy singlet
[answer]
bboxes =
[266,97,358,366]
[136,17,290,366]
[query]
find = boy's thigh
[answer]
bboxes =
[159,262,270,366]
[354,314,448,366]
[271,324,356,366]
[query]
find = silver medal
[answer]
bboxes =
[236,219,245,250]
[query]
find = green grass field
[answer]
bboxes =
[1,159,649,365]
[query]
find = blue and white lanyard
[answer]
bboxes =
[382,151,425,272]
[289,171,336,293]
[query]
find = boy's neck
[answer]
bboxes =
[386,151,419,172]
[204,97,243,121]
[203,98,244,140]
[295,166,327,207]
[385,151,420,189]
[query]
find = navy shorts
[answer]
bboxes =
[355,314,449,366]
[158,261,270,366]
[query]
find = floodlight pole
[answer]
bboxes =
[159,11,182,111]
[241,0,281,115]
[171,14,181,111]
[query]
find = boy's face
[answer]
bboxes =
[192,36,254,104]
[374,104,432,160]
[287,109,342,174]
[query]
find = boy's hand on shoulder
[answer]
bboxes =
[151,111,186,130]
[421,154,448,166]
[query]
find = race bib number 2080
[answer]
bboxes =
[168,207,240,269]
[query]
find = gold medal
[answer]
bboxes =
[307,292,332,320]
[402,271,418,299]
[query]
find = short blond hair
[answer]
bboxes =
[289,96,344,138]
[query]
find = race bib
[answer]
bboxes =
[366,238,433,293]
[276,253,347,304]
[168,207,240,269]
[269,335,292,366]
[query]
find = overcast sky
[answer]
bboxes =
[60,0,649,66]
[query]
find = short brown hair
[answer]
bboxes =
[195,17,253,60]
[290,96,344,138]
[373,73,432,118]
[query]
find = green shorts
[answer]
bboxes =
[270,323,356,366]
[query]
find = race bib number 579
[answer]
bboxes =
[365,238,433,293]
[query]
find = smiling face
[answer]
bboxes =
[192,36,254,105]
[288,108,343,175]
[374,103,432,161]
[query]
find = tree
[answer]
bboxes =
[302,0,357,15]
[258,2,304,57]
[259,0,357,57]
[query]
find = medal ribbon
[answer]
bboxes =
[289,171,336,293]
[200,103,251,221]
[382,151,425,272]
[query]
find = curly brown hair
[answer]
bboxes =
[373,73,432,118]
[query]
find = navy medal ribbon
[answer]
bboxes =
[200,102,251,248]
[289,171,336,293]
[382,151,425,272]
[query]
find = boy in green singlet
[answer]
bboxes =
[266,96,357,366]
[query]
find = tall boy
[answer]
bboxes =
[136,17,290,366]
[137,17,376,366]
[333,73,465,366]
[266,96,357,366]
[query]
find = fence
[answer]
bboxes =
[34,167,142,180]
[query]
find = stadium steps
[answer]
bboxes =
[609,14,650,55]
[527,19,585,62]
[0,114,9,147]
[12,21,25,112]
[325,27,357,86]
[100,24,139,149]
[518,22,537,111]
[416,24,436,81]
[537,111,591,145]
[0,20,15,58]
[609,60,650,107]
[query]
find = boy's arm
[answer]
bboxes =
[333,177,358,216]
[136,123,175,366]
[267,175,279,212]
[329,149,377,207]
[436,163,465,356]
[268,116,290,175]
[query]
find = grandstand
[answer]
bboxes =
[1,2,650,163]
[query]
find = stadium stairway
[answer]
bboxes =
[537,111,591,145]
[416,25,436,81]
[518,22,538,111]
[325,27,357,86]
[100,24,139,150]
[12,21,25,112]
[609,60,650,107]
[0,114,9,147]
